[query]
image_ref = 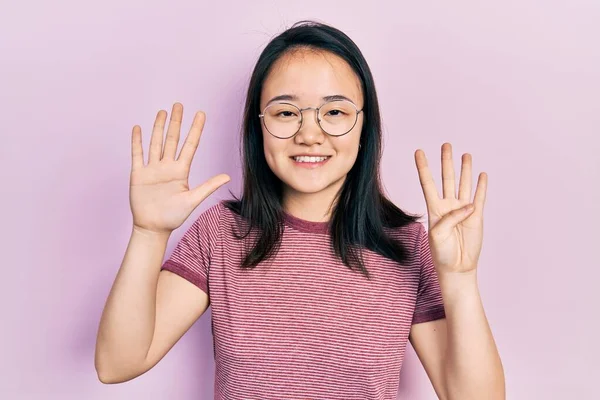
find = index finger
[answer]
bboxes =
[415,149,440,206]
[177,111,206,165]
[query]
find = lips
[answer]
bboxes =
[290,155,331,169]
[289,155,332,158]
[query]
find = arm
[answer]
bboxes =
[94,227,210,384]
[412,143,505,399]
[410,270,505,400]
[95,103,228,383]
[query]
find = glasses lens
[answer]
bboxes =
[319,100,358,136]
[263,103,301,138]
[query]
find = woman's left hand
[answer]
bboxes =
[414,143,488,275]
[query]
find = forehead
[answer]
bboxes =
[261,49,363,107]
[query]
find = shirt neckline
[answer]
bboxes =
[282,210,330,234]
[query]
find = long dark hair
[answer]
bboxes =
[224,20,422,279]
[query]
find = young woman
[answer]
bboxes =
[95,21,505,399]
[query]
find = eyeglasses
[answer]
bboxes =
[259,100,363,139]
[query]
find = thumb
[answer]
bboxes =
[188,173,231,208]
[433,203,475,235]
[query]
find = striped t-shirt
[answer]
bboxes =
[161,201,446,399]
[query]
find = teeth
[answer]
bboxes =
[293,156,329,163]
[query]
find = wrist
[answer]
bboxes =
[437,269,479,300]
[438,269,478,283]
[132,225,172,241]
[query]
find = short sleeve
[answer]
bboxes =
[412,223,446,325]
[160,203,223,295]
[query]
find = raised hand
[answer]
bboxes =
[129,103,230,235]
[414,143,488,275]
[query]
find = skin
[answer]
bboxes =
[260,49,364,222]
[96,48,504,398]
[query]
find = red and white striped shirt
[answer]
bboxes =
[161,201,445,399]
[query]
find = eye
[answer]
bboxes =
[326,109,346,117]
[277,111,297,118]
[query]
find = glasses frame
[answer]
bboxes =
[258,99,363,139]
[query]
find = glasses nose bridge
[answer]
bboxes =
[296,106,324,140]
[299,106,321,121]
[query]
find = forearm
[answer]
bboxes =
[438,270,505,400]
[95,226,171,378]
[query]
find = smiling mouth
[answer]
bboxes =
[291,155,331,163]
[289,155,332,168]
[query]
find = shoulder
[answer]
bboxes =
[192,201,225,226]
[385,220,425,246]
[185,201,231,239]
[191,200,248,237]
[195,200,243,220]
[381,221,427,267]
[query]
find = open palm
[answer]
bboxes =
[415,143,488,274]
[130,103,230,235]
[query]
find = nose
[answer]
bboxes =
[294,107,325,145]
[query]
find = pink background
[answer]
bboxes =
[1,1,598,398]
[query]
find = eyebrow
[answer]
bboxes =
[266,94,357,105]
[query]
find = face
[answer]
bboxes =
[259,49,364,202]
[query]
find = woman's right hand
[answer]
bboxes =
[129,102,230,235]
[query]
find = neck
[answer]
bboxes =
[282,177,345,222]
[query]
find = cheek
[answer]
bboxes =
[337,131,361,158]
[334,131,362,171]
[262,134,286,169]
[338,146,359,172]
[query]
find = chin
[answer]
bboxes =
[286,182,329,195]
[282,175,345,196]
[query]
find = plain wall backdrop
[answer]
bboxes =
[1,0,598,398]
